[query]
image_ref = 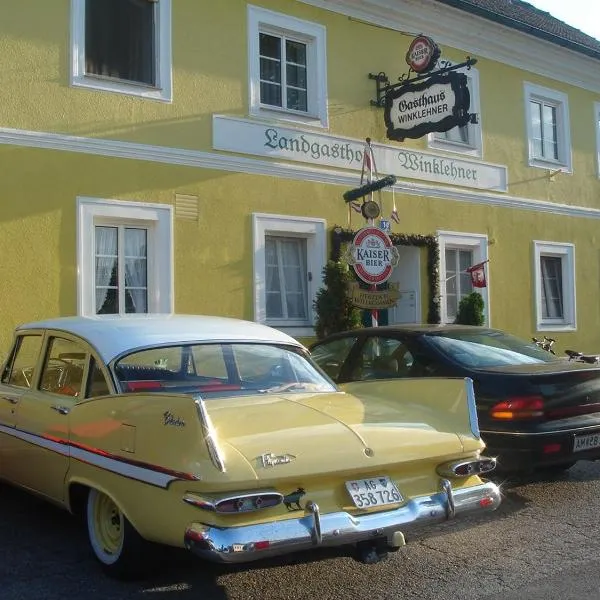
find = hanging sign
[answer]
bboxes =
[405,35,440,74]
[346,226,399,285]
[348,282,401,309]
[384,71,471,141]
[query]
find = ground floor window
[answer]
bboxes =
[253,213,326,336]
[95,225,148,314]
[534,241,575,330]
[77,197,173,316]
[437,231,489,325]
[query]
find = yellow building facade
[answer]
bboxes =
[1,0,600,354]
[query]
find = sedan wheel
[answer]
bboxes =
[86,488,150,579]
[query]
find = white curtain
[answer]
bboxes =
[95,226,117,313]
[541,257,563,318]
[124,228,148,313]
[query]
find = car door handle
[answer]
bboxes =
[2,395,19,405]
[50,405,70,415]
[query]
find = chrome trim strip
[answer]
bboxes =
[465,377,480,439]
[184,480,501,564]
[0,423,194,489]
[194,396,226,473]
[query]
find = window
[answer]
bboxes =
[253,214,326,336]
[40,338,87,397]
[311,336,358,380]
[77,197,173,316]
[266,236,307,322]
[95,226,148,314]
[438,231,489,325]
[248,5,328,128]
[533,241,575,331]
[428,66,482,157]
[524,83,572,172]
[2,335,43,388]
[87,359,111,398]
[595,102,600,178]
[352,337,415,381]
[445,248,474,322]
[71,0,172,102]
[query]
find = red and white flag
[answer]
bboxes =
[466,261,488,288]
[350,200,362,213]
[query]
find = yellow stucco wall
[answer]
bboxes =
[0,1,599,357]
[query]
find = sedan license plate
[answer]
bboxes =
[345,476,403,509]
[573,432,600,452]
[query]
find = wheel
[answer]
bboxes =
[86,488,152,580]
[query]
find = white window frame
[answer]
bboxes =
[252,213,326,337]
[533,241,576,332]
[77,197,174,316]
[524,82,572,172]
[248,5,328,129]
[595,101,600,178]
[427,65,483,158]
[70,0,173,102]
[437,231,489,325]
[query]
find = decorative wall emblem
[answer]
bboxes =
[260,452,296,468]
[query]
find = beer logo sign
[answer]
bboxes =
[347,227,399,285]
[405,35,440,74]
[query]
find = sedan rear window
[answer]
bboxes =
[425,330,560,367]
[114,343,337,396]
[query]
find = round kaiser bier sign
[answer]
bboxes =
[350,226,397,285]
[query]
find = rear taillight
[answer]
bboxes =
[183,491,283,513]
[490,396,544,420]
[437,457,497,478]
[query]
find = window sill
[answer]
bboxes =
[71,76,172,103]
[528,157,572,174]
[269,325,315,339]
[536,323,576,333]
[250,107,328,129]
[428,139,482,158]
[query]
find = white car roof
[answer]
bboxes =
[17,314,304,364]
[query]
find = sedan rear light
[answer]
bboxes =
[437,457,497,478]
[183,491,283,513]
[490,396,544,420]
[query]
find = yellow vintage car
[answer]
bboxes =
[0,315,500,579]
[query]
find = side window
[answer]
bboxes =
[86,358,111,398]
[3,335,43,388]
[191,345,228,379]
[352,337,414,380]
[311,337,357,380]
[40,338,87,397]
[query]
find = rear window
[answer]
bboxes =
[425,330,560,368]
[114,342,336,397]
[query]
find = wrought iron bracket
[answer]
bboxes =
[369,56,478,108]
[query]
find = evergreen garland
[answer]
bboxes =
[331,226,441,324]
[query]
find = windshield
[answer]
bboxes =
[114,342,337,397]
[425,330,561,368]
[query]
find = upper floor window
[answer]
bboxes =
[524,83,572,172]
[71,0,173,102]
[428,66,482,157]
[248,5,328,128]
[533,241,575,331]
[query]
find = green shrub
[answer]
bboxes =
[313,260,362,339]
[455,292,485,325]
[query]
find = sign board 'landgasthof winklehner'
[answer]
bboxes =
[212,115,507,192]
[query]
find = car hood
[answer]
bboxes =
[207,381,476,480]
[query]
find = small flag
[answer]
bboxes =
[466,261,488,288]
[390,208,400,224]
[350,200,362,213]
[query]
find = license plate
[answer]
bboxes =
[573,432,600,452]
[345,476,403,509]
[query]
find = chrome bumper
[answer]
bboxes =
[183,479,501,563]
